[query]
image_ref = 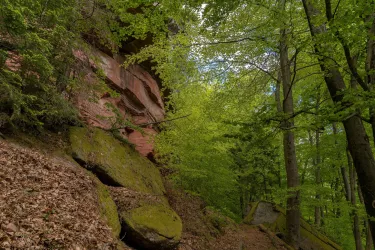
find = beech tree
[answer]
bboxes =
[3,0,375,249]
[301,0,375,245]
[155,0,375,248]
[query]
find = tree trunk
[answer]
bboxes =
[314,129,321,226]
[347,150,363,250]
[366,17,375,146]
[358,177,374,250]
[366,220,374,250]
[314,88,322,226]
[333,123,351,203]
[279,15,300,248]
[302,1,375,246]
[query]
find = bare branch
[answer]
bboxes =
[109,114,192,131]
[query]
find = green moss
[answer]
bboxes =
[69,126,165,195]
[122,203,182,242]
[270,206,342,250]
[243,201,260,224]
[95,177,121,237]
[244,202,341,249]
[299,220,342,250]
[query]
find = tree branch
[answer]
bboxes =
[109,114,191,131]
[73,0,97,24]
[332,0,341,19]
[325,0,369,91]
[138,114,191,127]
[189,37,259,47]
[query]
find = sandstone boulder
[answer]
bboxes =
[69,126,165,195]
[69,126,183,249]
[244,201,342,250]
[93,175,122,238]
[110,187,182,250]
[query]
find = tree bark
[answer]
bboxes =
[333,123,351,201]
[358,177,374,250]
[314,129,321,226]
[347,150,363,250]
[279,13,300,248]
[314,89,322,226]
[365,16,375,146]
[302,1,375,246]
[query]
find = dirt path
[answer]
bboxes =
[210,224,288,250]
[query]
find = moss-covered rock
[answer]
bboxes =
[70,127,183,249]
[243,201,342,250]
[121,203,182,249]
[61,158,122,239]
[110,187,182,250]
[69,126,165,195]
[94,177,122,238]
[243,201,259,225]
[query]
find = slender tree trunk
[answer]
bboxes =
[366,220,374,250]
[366,17,375,146]
[332,123,352,219]
[340,165,351,202]
[302,1,375,246]
[308,130,321,226]
[279,14,300,247]
[314,88,322,226]
[314,129,321,226]
[301,159,308,186]
[276,74,283,190]
[358,178,374,250]
[347,150,364,250]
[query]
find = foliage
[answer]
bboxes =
[0,0,84,130]
[153,0,375,249]
[0,0,180,131]
[156,83,242,219]
[2,0,375,248]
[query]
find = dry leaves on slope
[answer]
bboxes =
[0,141,117,249]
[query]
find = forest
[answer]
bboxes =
[1,0,375,249]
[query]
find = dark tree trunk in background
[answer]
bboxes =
[279,14,300,247]
[314,89,322,226]
[358,177,374,250]
[347,150,363,250]
[302,1,375,246]
[314,129,321,226]
[366,18,375,146]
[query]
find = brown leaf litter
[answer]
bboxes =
[0,141,118,249]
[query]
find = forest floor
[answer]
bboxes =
[166,181,289,250]
[0,136,287,250]
[0,139,118,249]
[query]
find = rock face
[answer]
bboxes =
[70,127,165,194]
[244,201,342,250]
[69,127,183,249]
[72,46,165,157]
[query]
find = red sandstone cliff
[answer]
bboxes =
[72,44,165,158]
